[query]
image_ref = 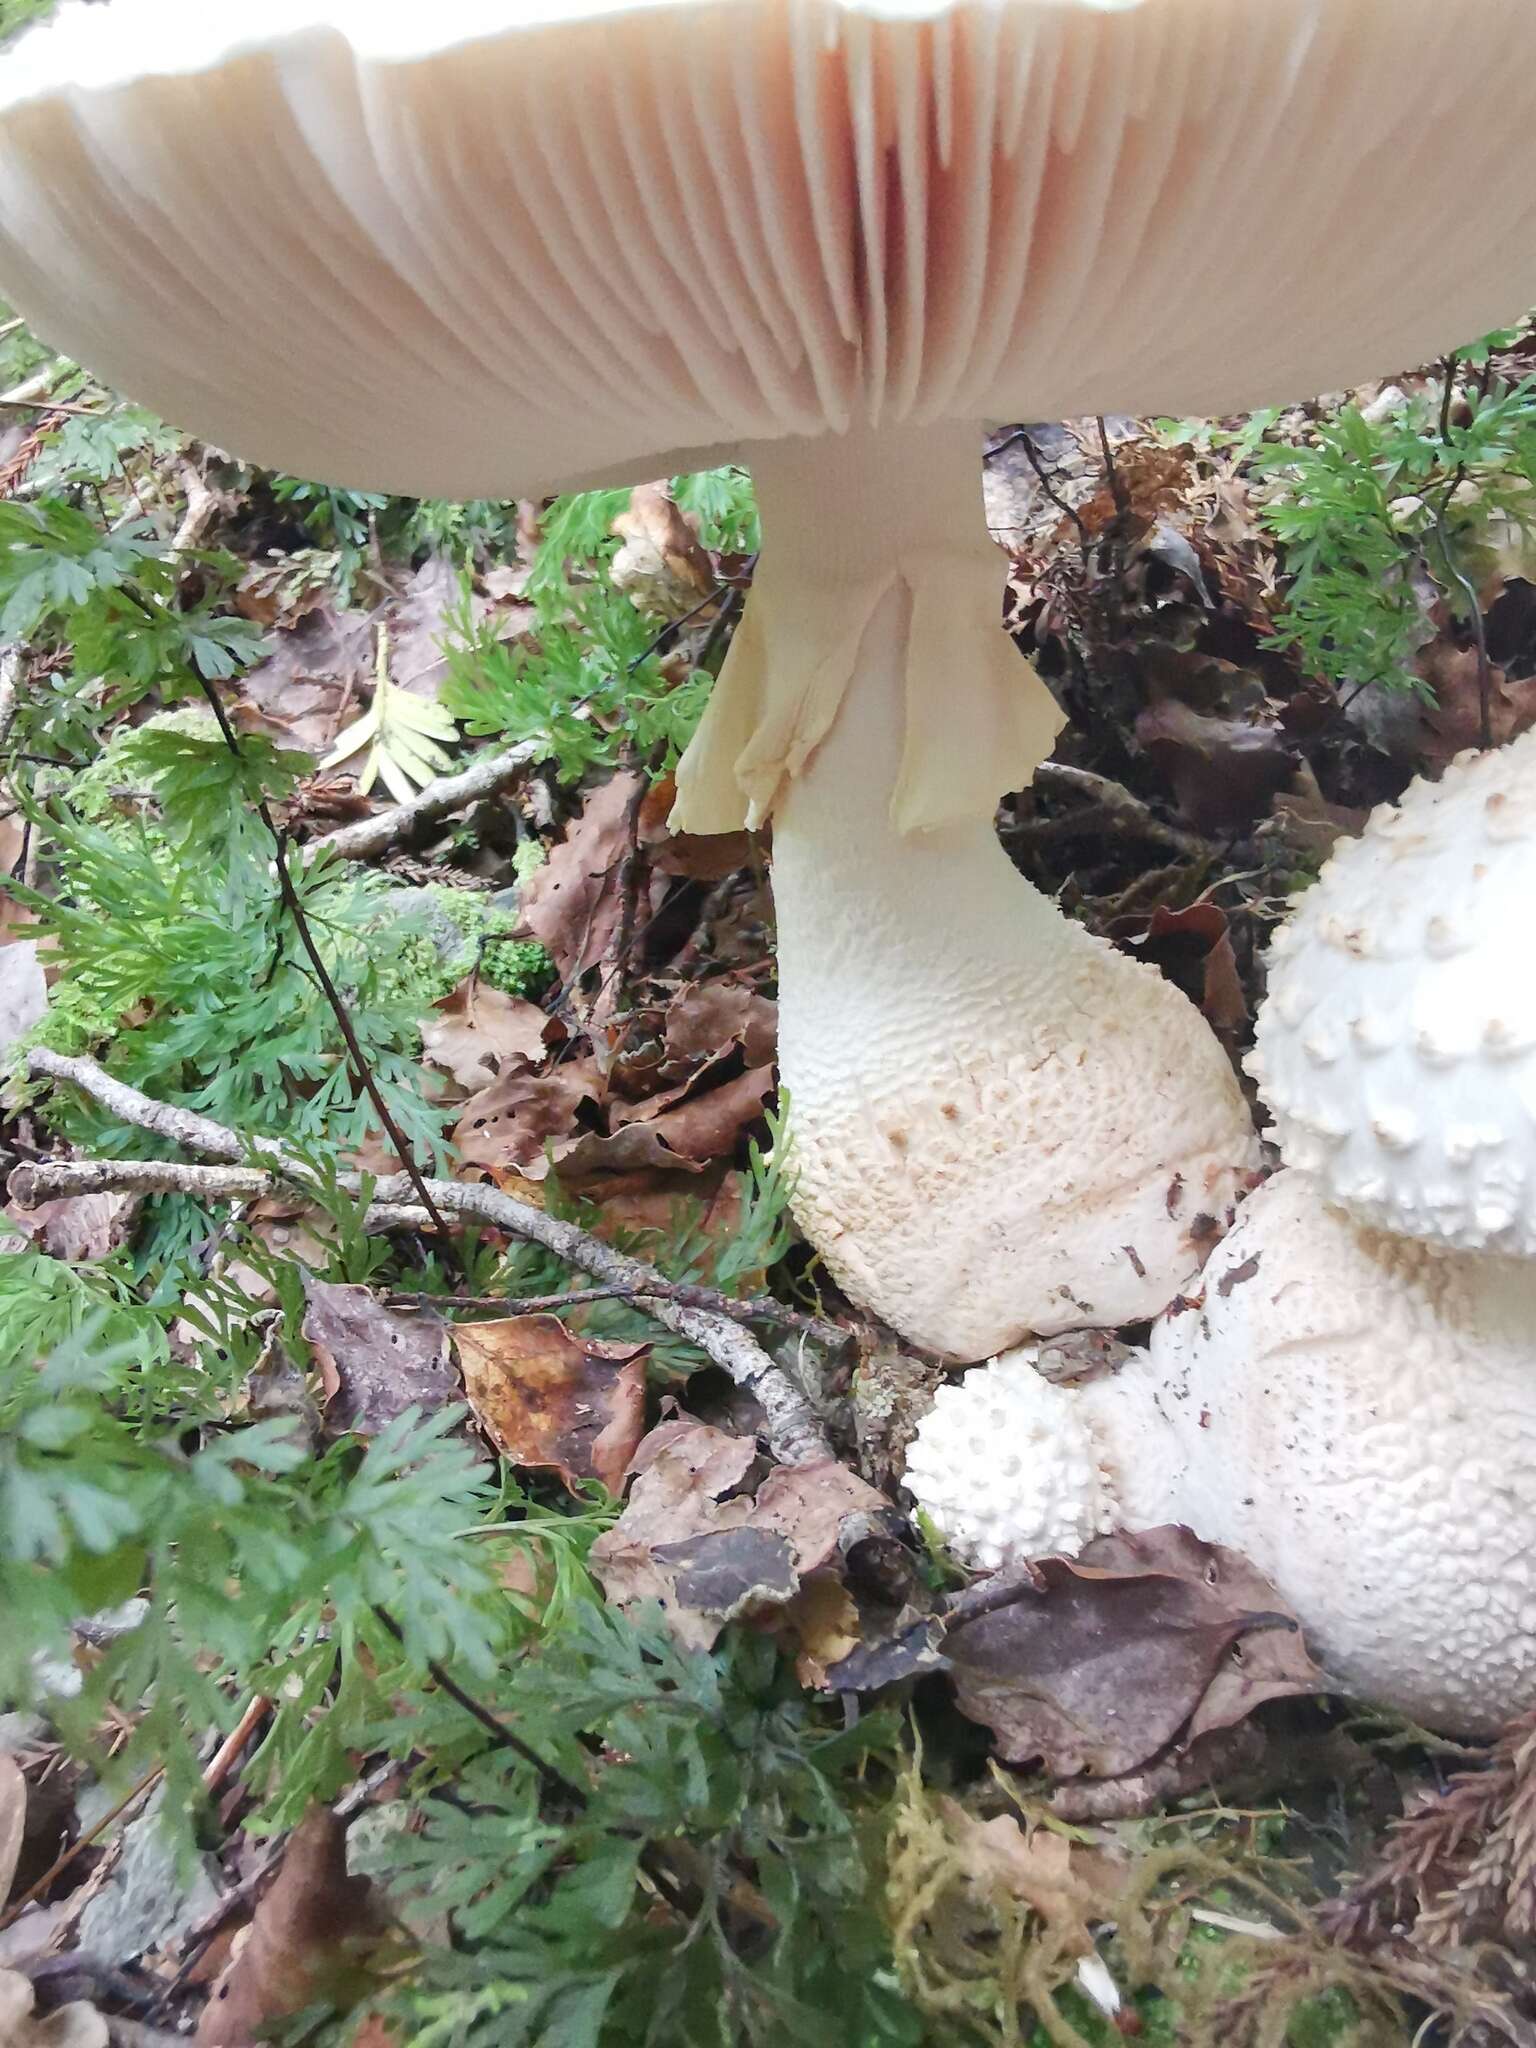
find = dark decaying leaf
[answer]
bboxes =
[1123,901,1248,1037]
[519,770,657,988]
[1135,695,1298,832]
[195,1808,386,2047]
[451,1314,648,1495]
[944,1525,1322,1782]
[301,1279,457,1437]
[591,1418,895,1653]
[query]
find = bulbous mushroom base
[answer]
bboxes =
[910,1172,1536,1737]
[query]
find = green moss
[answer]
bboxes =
[375,887,553,1008]
[481,935,555,999]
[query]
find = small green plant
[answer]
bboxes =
[443,467,757,779]
[0,495,265,757]
[1171,329,1536,703]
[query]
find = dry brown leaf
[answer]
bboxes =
[421,979,549,1098]
[1415,638,1536,772]
[639,776,752,880]
[236,604,374,753]
[553,1123,712,1186]
[1125,901,1248,1039]
[610,1062,775,1164]
[591,1419,890,1652]
[5,1192,139,1264]
[519,772,654,988]
[610,484,714,620]
[302,1279,457,1438]
[453,1061,604,1180]
[383,556,461,705]
[938,1804,1126,1953]
[661,980,777,1074]
[944,1525,1322,1782]
[195,1808,385,2047]
[452,1315,648,1494]
[785,1575,863,1689]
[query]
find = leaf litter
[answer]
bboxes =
[6,308,1536,2048]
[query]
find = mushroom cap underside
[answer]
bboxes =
[4,0,1536,498]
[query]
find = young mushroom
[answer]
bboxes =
[7,1,1536,1355]
[1250,728,1536,1255]
[905,1170,1536,1736]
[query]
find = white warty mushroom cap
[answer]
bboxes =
[1249,728,1536,1254]
[903,1349,1113,1571]
[5,0,1536,498]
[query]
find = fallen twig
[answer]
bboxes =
[20,1053,834,1466]
[11,1155,845,1351]
[0,360,68,410]
[387,1283,847,1350]
[308,741,542,863]
[1007,762,1212,860]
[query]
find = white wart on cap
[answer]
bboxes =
[1250,729,1536,1254]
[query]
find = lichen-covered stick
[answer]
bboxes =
[23,1050,833,1468]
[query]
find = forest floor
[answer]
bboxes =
[1,291,1536,2048]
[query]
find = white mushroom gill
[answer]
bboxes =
[905,1171,1536,1735]
[679,422,1257,1358]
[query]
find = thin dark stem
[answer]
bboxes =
[695,558,755,676]
[371,1606,587,1806]
[191,674,464,1266]
[1432,350,1494,750]
[370,1606,693,1915]
[987,427,1091,560]
[1096,415,1131,526]
[609,747,650,995]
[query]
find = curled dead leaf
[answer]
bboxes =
[944,1525,1322,1784]
[1136,695,1297,832]
[610,484,715,620]
[452,1314,648,1495]
[519,772,660,989]
[195,1810,385,2045]
[453,1061,605,1180]
[591,1418,894,1654]
[421,979,549,1098]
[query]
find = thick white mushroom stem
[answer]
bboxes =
[674,423,1258,1361]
